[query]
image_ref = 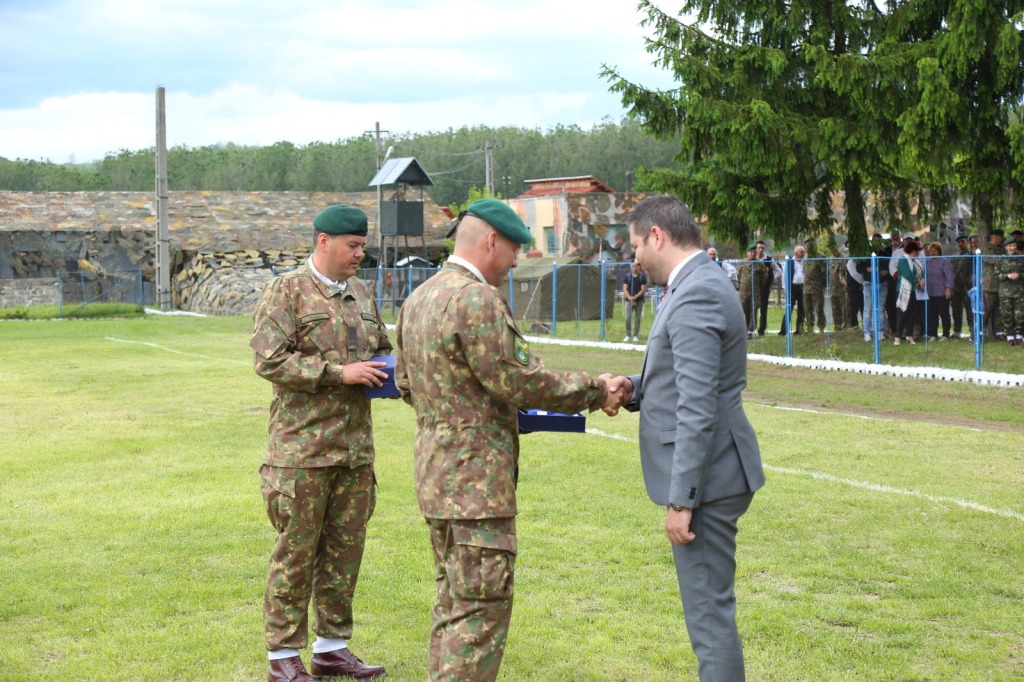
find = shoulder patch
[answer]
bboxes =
[299,312,329,324]
[514,336,530,365]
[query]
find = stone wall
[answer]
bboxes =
[0,278,59,308]
[174,248,312,316]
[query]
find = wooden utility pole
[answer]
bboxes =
[366,121,389,266]
[484,140,495,196]
[154,87,172,311]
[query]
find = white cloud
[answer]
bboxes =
[0,0,679,162]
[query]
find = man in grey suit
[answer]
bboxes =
[607,195,765,681]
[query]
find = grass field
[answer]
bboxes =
[1,315,1022,681]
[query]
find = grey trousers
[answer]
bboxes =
[671,492,754,682]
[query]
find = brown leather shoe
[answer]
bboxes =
[268,656,316,682]
[310,648,386,679]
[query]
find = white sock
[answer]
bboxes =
[312,637,348,654]
[268,649,301,661]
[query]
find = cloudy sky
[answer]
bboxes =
[0,0,681,164]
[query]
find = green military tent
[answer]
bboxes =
[506,256,616,323]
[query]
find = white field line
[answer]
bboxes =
[105,337,250,366]
[585,428,1023,522]
[747,403,982,431]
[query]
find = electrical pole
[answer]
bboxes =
[365,122,389,265]
[154,87,171,311]
[484,140,495,196]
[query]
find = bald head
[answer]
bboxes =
[453,214,491,252]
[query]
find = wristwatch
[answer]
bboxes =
[668,504,690,512]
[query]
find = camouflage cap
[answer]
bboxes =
[466,198,531,245]
[313,205,368,236]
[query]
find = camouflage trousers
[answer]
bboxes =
[984,290,1001,337]
[830,287,847,329]
[739,294,754,332]
[999,285,1024,336]
[260,463,376,651]
[804,285,826,331]
[426,516,517,682]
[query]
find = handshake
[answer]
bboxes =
[597,373,633,416]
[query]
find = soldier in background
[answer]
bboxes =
[996,238,1024,345]
[736,244,764,338]
[982,229,1006,338]
[755,240,774,336]
[394,199,619,682]
[803,237,827,333]
[951,234,974,338]
[827,241,848,330]
[251,205,390,682]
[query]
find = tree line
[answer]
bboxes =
[0,120,680,211]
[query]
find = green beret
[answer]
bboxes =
[991,229,1005,237]
[746,243,757,251]
[955,234,967,241]
[313,205,367,236]
[466,198,531,245]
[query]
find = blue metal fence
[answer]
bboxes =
[357,252,1023,375]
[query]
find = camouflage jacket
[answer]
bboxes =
[250,263,391,468]
[982,243,1006,291]
[735,260,766,299]
[951,252,974,288]
[394,262,607,520]
[995,254,1024,295]
[828,258,847,288]
[803,256,826,289]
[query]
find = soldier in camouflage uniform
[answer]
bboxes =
[828,243,848,330]
[251,205,389,682]
[394,199,617,682]
[803,237,827,333]
[995,239,1024,345]
[982,229,1006,338]
[735,244,762,337]
[951,234,974,337]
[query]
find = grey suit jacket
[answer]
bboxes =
[629,251,765,508]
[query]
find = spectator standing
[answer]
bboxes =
[860,233,890,342]
[845,256,864,329]
[995,239,1024,345]
[779,247,806,336]
[950,234,974,338]
[925,242,954,340]
[622,260,648,343]
[803,237,827,334]
[982,229,1007,338]
[828,242,848,330]
[889,233,915,335]
[755,240,774,336]
[707,247,738,289]
[736,244,764,338]
[895,240,925,344]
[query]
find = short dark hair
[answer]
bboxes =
[627,195,700,248]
